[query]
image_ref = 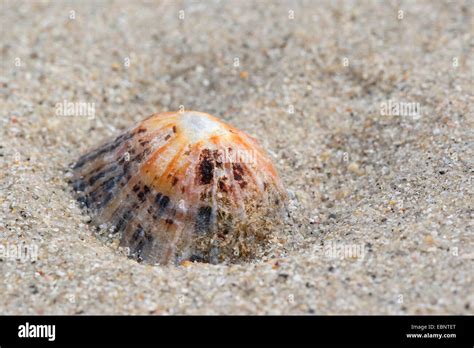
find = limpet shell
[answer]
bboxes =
[70,111,286,264]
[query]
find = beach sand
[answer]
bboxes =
[0,0,472,314]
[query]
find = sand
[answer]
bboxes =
[0,0,472,314]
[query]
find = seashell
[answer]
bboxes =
[70,111,286,265]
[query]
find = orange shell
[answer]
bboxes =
[70,111,286,264]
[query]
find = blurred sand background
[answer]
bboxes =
[0,0,472,314]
